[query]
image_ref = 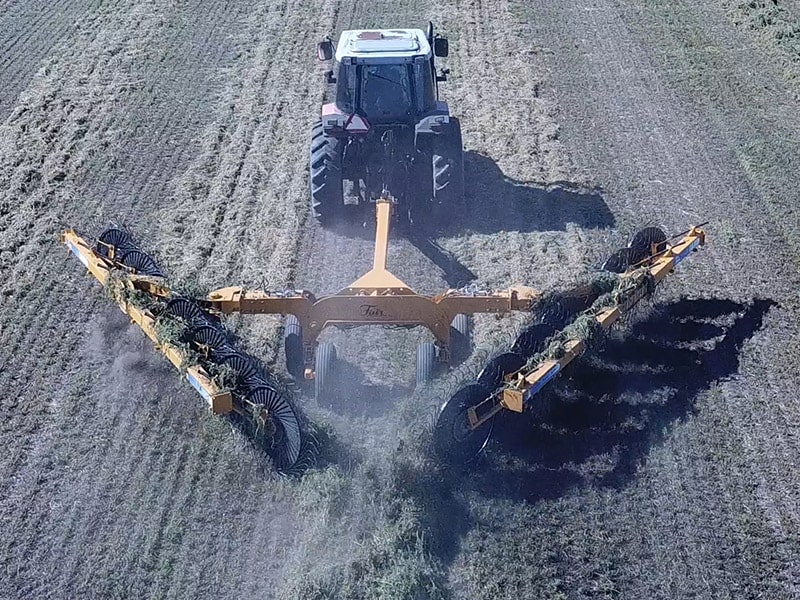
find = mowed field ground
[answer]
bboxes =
[2,0,800,598]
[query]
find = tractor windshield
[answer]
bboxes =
[335,61,436,123]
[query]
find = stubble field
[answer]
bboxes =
[2,0,800,598]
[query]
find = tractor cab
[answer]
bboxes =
[311,24,461,224]
[317,26,449,126]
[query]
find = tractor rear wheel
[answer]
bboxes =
[432,117,464,209]
[309,121,344,225]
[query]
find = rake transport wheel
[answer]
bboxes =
[283,315,304,379]
[309,120,344,226]
[416,342,437,388]
[244,385,302,472]
[314,341,337,401]
[95,227,135,259]
[477,352,526,391]
[434,383,495,465]
[119,249,166,278]
[450,313,471,363]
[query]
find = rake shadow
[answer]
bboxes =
[464,296,776,503]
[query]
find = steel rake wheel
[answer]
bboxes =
[512,322,558,358]
[220,352,265,386]
[629,227,667,256]
[601,246,647,274]
[95,227,135,259]
[190,325,230,350]
[119,249,166,278]
[164,297,206,324]
[244,385,302,472]
[433,383,496,465]
[477,352,526,391]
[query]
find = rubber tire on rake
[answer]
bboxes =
[242,384,302,472]
[415,342,437,388]
[434,383,496,465]
[477,352,526,391]
[450,313,471,364]
[95,227,135,259]
[283,315,304,380]
[314,342,337,402]
[119,249,166,278]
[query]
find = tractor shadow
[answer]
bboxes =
[408,151,614,285]
[431,150,614,236]
[463,296,776,503]
[320,151,614,287]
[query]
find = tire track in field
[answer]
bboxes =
[0,1,175,492]
[0,2,264,597]
[0,0,110,119]
[444,0,800,596]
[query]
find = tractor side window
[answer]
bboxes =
[360,65,412,121]
[414,62,436,112]
[335,62,356,113]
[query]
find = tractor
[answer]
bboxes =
[310,23,463,223]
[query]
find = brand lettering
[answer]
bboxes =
[360,304,385,317]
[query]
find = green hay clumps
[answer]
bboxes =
[521,268,656,372]
[153,314,187,347]
[102,269,156,310]
[169,272,211,302]
[205,361,237,391]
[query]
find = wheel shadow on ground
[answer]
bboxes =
[316,151,614,287]
[463,296,776,503]
[320,359,414,419]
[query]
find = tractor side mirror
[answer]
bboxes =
[317,39,334,61]
[434,37,449,57]
[436,68,450,82]
[324,70,336,84]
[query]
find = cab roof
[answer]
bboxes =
[335,29,432,62]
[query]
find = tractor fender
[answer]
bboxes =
[415,109,454,152]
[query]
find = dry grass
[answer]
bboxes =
[2,0,800,598]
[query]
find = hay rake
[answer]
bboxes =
[61,196,705,471]
[433,224,707,464]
